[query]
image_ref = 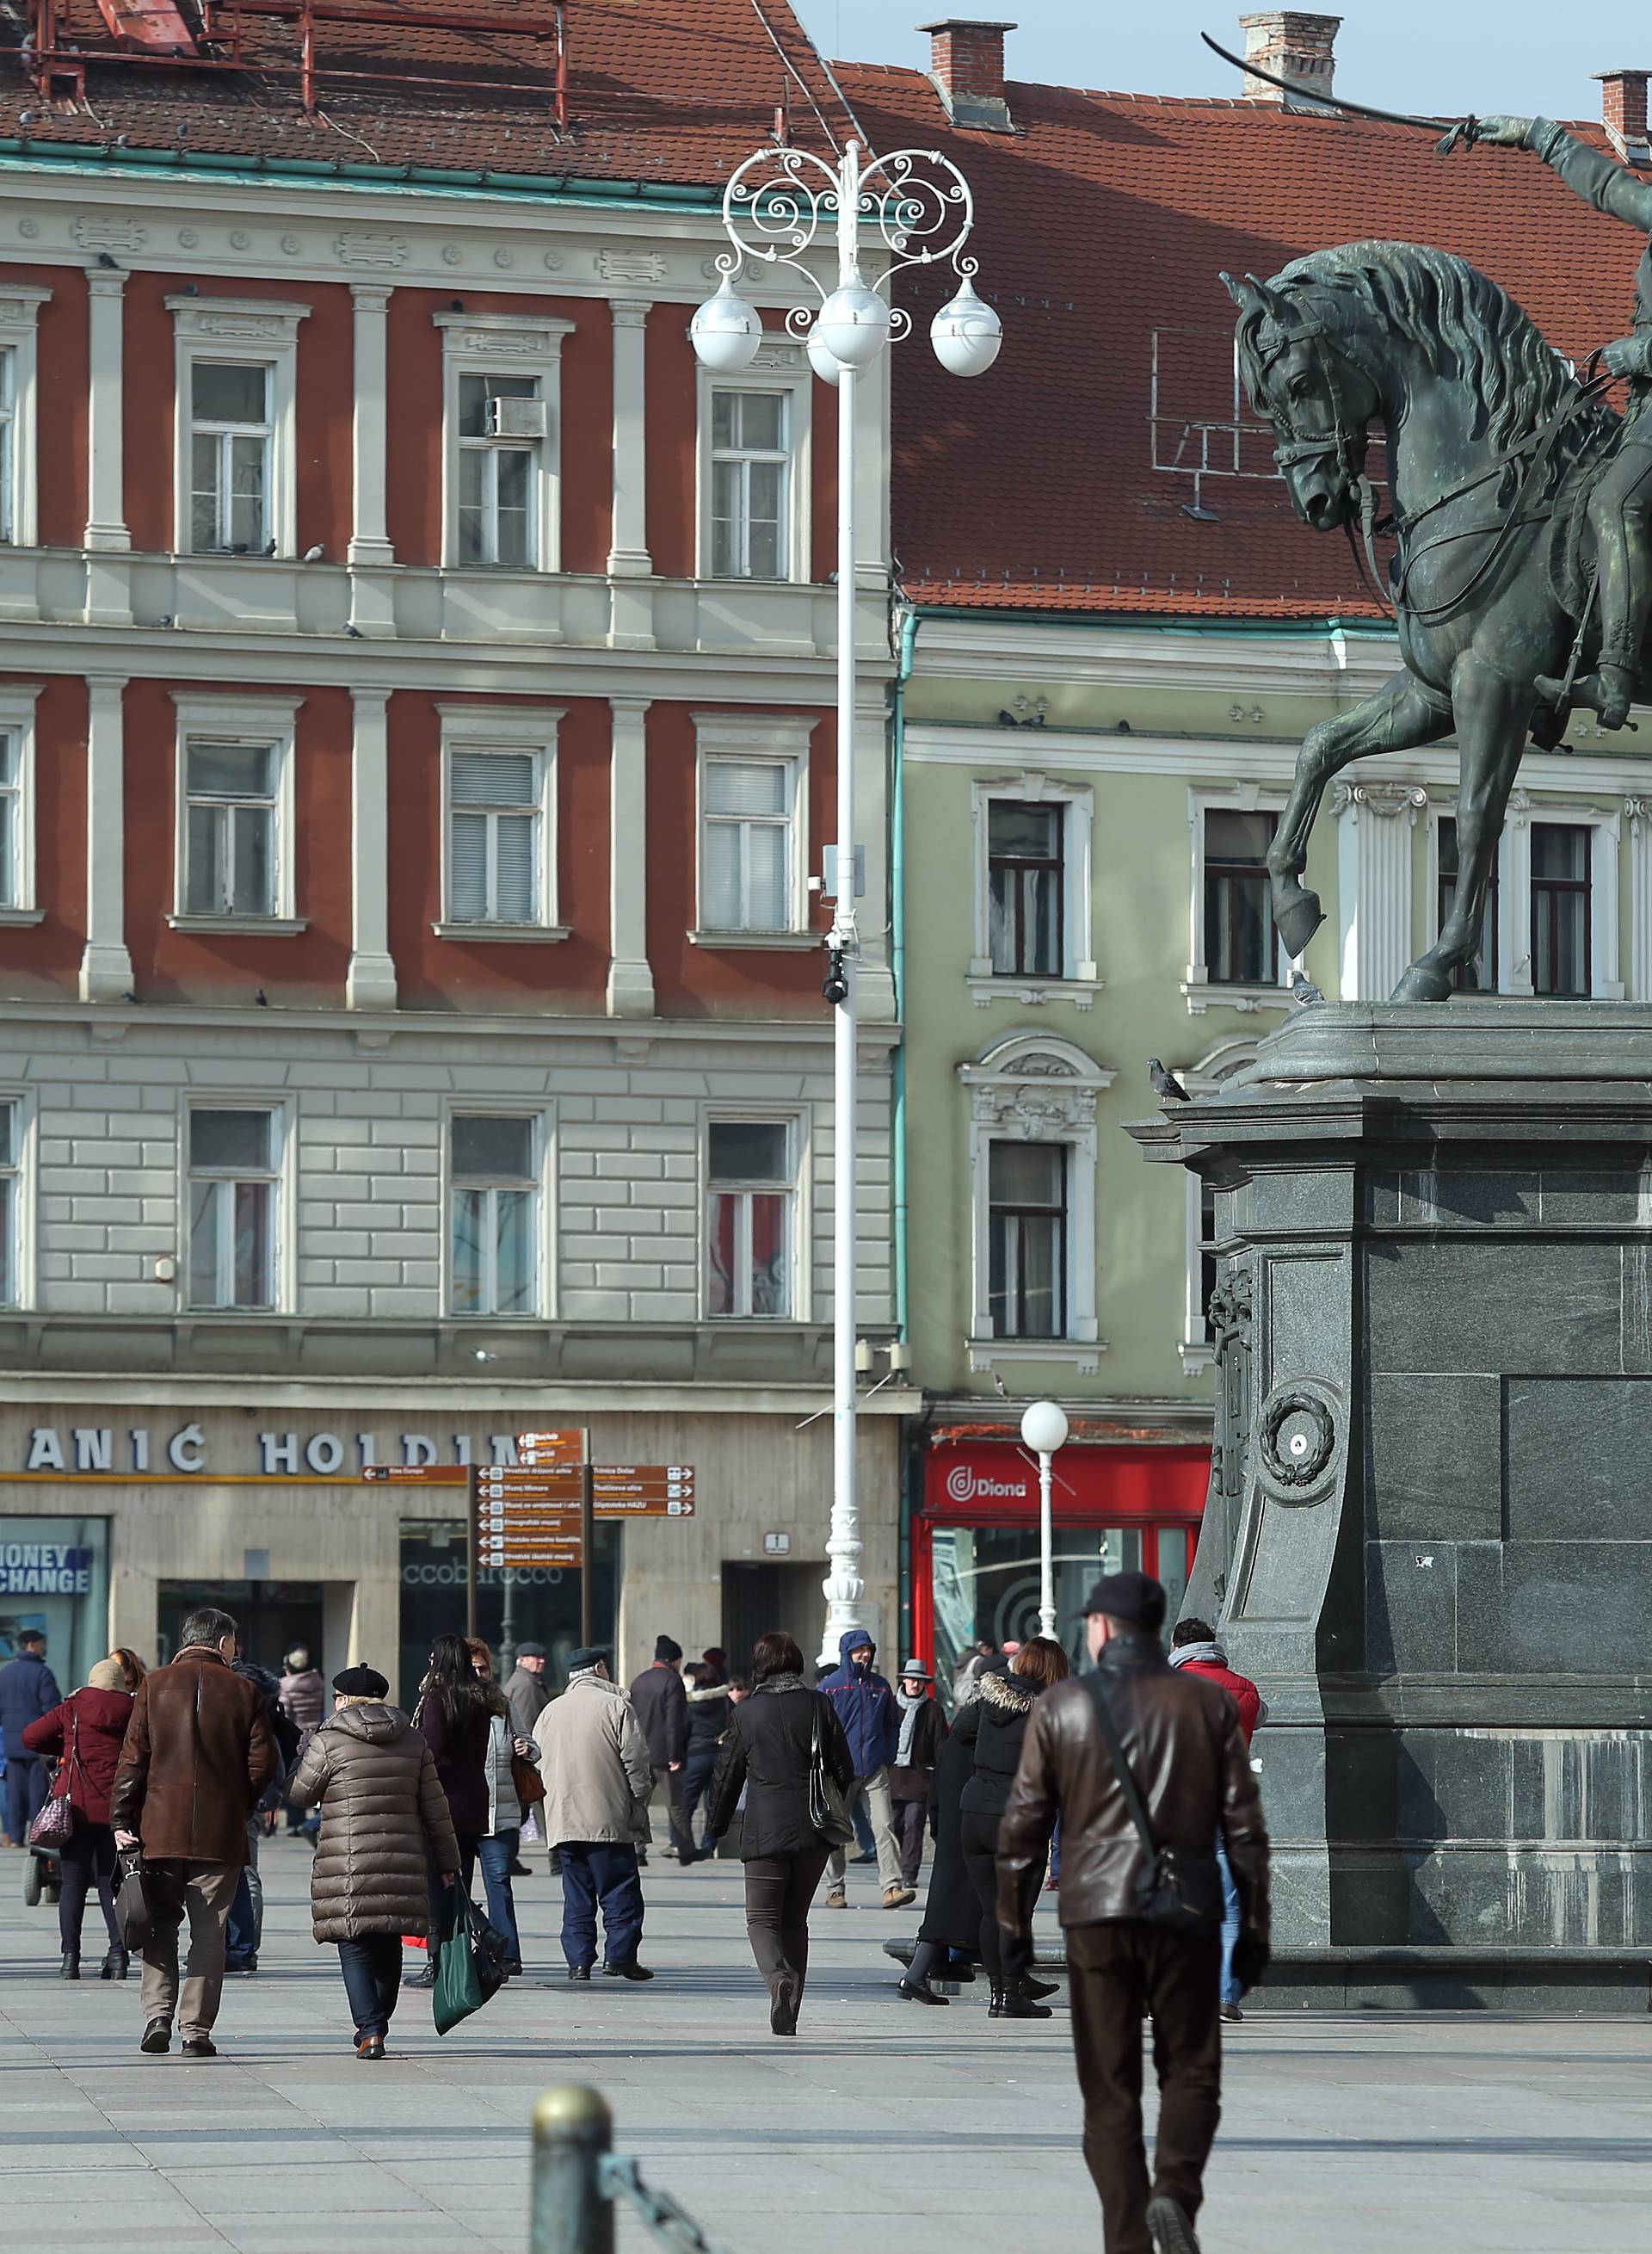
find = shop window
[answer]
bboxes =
[188,1108,279,1311]
[988,801,1063,976]
[1531,822,1591,997]
[447,746,549,925]
[706,1120,794,1317]
[182,739,280,918]
[710,390,790,580]
[701,756,798,932]
[988,1139,1067,1339]
[0,1097,17,1306]
[457,372,543,568]
[450,1114,539,1318]
[1437,815,1498,992]
[1203,808,1278,985]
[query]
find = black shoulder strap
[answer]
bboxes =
[1082,1670,1159,1861]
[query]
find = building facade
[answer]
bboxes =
[0,0,916,1695]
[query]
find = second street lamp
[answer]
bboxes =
[1020,1398,1069,1641]
[692,137,1001,1664]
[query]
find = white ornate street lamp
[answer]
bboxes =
[692,139,1001,1664]
[1020,1399,1069,1640]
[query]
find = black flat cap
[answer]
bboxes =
[333,1664,390,1698]
[1080,1569,1167,1631]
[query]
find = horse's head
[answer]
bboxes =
[1224,270,1383,534]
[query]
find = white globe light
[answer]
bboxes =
[931,275,1002,379]
[815,277,891,369]
[689,275,763,374]
[1020,1399,1069,1457]
[806,324,842,387]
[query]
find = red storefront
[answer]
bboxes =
[914,1432,1211,1700]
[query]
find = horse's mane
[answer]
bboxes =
[1243,240,1618,459]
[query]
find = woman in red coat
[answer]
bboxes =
[22,1652,142,1979]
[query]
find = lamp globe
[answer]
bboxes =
[690,275,764,373]
[815,275,892,368]
[806,323,843,386]
[931,275,1002,378]
[1020,1399,1069,1456]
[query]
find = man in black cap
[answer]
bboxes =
[996,1569,1269,2254]
[627,1635,694,1863]
[502,1642,552,1741]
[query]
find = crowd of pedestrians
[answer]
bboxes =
[1,1572,1270,2254]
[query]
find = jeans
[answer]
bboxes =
[225,1815,263,1967]
[337,1933,402,2039]
[1216,1836,1242,2006]
[4,1754,47,1843]
[558,1841,644,1970]
[58,1820,120,1955]
[647,1764,695,1860]
[851,1792,876,1856]
[681,1744,720,1852]
[827,1769,903,1892]
[477,1828,522,1969]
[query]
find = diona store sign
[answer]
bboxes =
[922,1441,1211,1522]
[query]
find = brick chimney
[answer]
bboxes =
[919,18,1016,133]
[1238,11,1341,108]
[1596,70,1650,162]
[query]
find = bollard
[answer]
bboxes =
[531,2084,614,2254]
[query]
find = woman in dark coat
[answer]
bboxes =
[410,1631,493,1988]
[897,1713,981,2005]
[22,1652,140,1979]
[707,1630,854,2036]
[957,1638,1069,2019]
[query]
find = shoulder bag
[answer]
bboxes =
[1082,1671,1224,1939]
[806,1693,855,1848]
[432,1884,510,2035]
[27,1700,82,1850]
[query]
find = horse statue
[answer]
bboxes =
[1227,240,1624,1001]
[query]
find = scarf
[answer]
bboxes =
[1168,1640,1226,1671]
[755,1671,804,1695]
[895,1687,928,1765]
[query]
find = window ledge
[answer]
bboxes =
[432,922,570,944]
[168,914,307,936]
[1179,1340,1216,1376]
[0,907,43,926]
[689,928,818,952]
[966,1337,1106,1377]
[967,975,1103,1011]
[1180,979,1290,1018]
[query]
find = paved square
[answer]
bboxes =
[1,1837,1647,2251]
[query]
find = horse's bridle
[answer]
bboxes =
[1252,313,1390,611]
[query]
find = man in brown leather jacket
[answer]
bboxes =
[996,1570,1268,2254]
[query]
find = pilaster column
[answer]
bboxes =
[606,695,654,1017]
[79,675,133,1003]
[1629,798,1652,1002]
[83,269,129,553]
[607,299,652,577]
[347,689,398,1010]
[348,284,394,566]
[1334,779,1426,1000]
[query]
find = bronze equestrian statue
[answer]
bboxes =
[1226,117,1652,1001]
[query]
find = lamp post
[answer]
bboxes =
[1020,1399,1069,1640]
[693,139,1001,1665]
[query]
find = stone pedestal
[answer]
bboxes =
[1129,1003,1652,1954]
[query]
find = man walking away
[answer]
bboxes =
[1169,1618,1266,2028]
[278,1646,326,1833]
[111,1607,279,2059]
[533,1646,655,1981]
[628,1635,694,1862]
[0,1630,61,1846]
[681,1661,730,1859]
[502,1642,552,1739]
[818,1629,915,1909]
[996,1572,1269,2254]
[889,1661,947,1890]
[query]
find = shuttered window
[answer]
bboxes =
[702,757,793,931]
[448,749,543,925]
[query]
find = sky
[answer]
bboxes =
[792,1,1652,122]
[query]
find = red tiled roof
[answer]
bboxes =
[0,0,858,185]
[835,67,1649,621]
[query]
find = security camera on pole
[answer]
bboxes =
[1020,1399,1069,1640]
[692,139,1001,1664]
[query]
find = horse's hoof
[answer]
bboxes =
[1390,963,1453,1003]
[1275,890,1324,960]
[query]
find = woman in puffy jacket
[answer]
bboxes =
[955,1638,1069,2020]
[22,1652,142,1980]
[286,1663,460,2059]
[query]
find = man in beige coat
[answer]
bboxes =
[531,1646,654,1982]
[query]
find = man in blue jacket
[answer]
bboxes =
[818,1628,915,1910]
[0,1630,62,1845]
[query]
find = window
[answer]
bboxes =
[1203,809,1278,985]
[183,741,277,917]
[450,1115,539,1317]
[702,759,793,931]
[0,287,50,547]
[989,801,1063,975]
[1438,816,1498,992]
[706,1121,793,1317]
[0,1099,17,1306]
[711,391,789,579]
[188,361,271,554]
[457,372,542,568]
[449,749,543,924]
[988,1140,1067,1339]
[1531,822,1591,997]
[0,732,21,911]
[188,1109,278,1311]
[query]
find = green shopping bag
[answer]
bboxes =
[432,1883,509,2035]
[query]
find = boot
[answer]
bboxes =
[1145,2193,1201,2253]
[989,1979,1051,2021]
[99,1945,129,1981]
[59,1952,80,1980]
[1021,1973,1059,2002]
[407,1961,436,1990]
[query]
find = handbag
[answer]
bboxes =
[115,1845,154,1950]
[431,1885,510,2036]
[1082,1672,1224,1939]
[27,1699,84,1850]
[807,1695,855,1849]
[510,1750,546,1806]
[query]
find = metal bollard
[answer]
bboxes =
[531,2084,614,2254]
